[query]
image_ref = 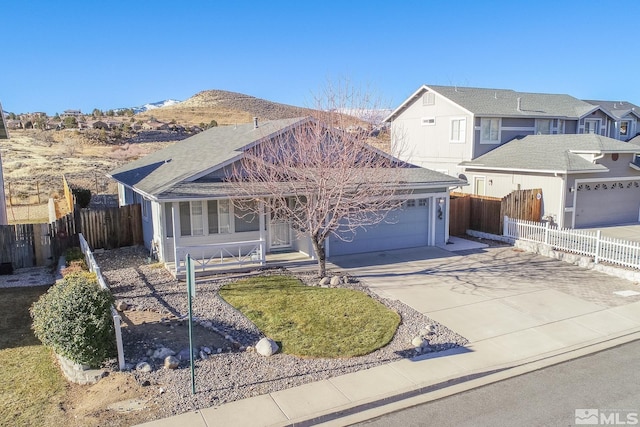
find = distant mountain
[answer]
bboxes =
[118,99,181,114]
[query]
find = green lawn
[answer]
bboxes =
[0,286,68,426]
[219,275,400,358]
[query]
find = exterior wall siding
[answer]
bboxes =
[391,92,472,177]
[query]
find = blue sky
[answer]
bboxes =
[3,0,639,115]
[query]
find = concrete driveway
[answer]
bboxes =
[583,223,640,243]
[329,245,640,344]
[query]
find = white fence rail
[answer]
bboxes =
[79,233,126,370]
[503,216,640,270]
[174,239,266,275]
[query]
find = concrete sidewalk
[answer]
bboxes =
[136,243,640,427]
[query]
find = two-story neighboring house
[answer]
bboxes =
[0,104,8,225]
[386,85,640,228]
[385,85,617,181]
[583,100,640,142]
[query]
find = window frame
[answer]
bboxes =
[535,119,552,135]
[584,119,601,134]
[620,120,630,137]
[449,117,467,143]
[480,118,500,144]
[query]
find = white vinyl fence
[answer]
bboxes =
[79,233,126,370]
[503,216,640,270]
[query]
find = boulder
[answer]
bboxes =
[176,347,197,361]
[330,276,341,287]
[116,301,129,311]
[152,347,175,360]
[164,355,180,369]
[319,277,330,286]
[412,336,426,348]
[256,337,279,357]
[135,362,152,373]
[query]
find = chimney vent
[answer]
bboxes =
[516,97,522,112]
[253,117,259,128]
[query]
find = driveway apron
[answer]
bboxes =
[329,245,640,343]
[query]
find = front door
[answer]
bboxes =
[269,199,292,250]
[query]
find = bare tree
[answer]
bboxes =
[230,83,409,276]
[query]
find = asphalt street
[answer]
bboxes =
[356,339,640,427]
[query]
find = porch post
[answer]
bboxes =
[172,203,180,275]
[258,200,266,265]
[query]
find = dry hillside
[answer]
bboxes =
[137,89,311,126]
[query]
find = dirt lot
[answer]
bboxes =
[1,129,172,221]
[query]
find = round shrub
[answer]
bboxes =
[72,187,92,208]
[30,272,116,367]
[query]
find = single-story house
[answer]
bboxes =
[459,134,640,228]
[108,117,464,273]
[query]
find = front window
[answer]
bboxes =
[480,118,500,143]
[536,119,551,135]
[450,118,466,143]
[620,121,630,137]
[179,201,203,236]
[556,119,565,134]
[208,200,231,234]
[584,119,600,134]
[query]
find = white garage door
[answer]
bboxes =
[574,180,640,228]
[328,200,430,256]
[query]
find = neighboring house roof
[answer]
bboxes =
[0,103,8,139]
[110,116,465,200]
[459,134,640,174]
[386,85,606,122]
[583,100,640,120]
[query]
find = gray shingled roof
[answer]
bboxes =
[460,134,640,174]
[583,100,640,120]
[109,117,307,195]
[159,167,465,199]
[110,116,464,199]
[385,85,605,122]
[427,85,597,118]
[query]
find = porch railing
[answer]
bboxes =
[174,239,266,275]
[503,216,640,270]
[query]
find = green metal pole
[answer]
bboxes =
[186,254,196,394]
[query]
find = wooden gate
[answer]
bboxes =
[450,189,543,236]
[0,224,36,268]
[500,188,543,224]
[79,204,143,250]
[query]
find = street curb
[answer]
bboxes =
[276,329,640,427]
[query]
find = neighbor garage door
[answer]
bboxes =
[574,180,640,228]
[328,199,430,256]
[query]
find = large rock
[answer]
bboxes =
[152,347,175,360]
[136,362,152,373]
[412,336,426,349]
[116,301,129,311]
[329,276,341,287]
[176,347,197,361]
[164,355,180,369]
[255,337,279,357]
[319,277,330,286]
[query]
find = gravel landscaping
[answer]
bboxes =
[95,246,468,419]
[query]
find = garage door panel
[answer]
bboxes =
[329,204,429,256]
[575,181,640,228]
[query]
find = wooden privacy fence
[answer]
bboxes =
[79,204,143,251]
[450,189,543,236]
[1,204,143,269]
[0,216,77,268]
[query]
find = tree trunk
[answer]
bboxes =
[311,236,326,277]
